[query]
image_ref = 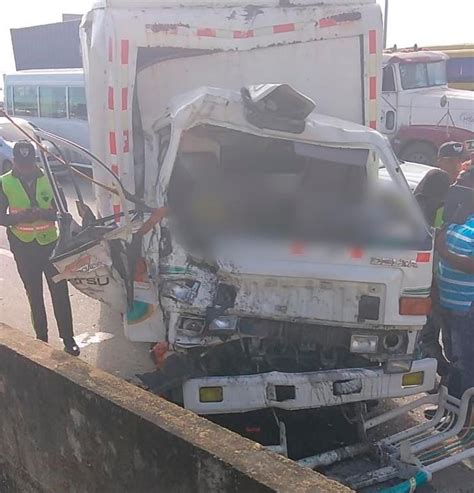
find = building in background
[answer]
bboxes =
[10,15,83,71]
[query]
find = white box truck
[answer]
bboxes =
[50,0,438,421]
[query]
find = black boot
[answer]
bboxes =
[63,337,80,357]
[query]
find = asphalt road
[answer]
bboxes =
[0,177,472,491]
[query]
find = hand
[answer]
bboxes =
[12,209,37,222]
[434,228,449,258]
[33,208,57,221]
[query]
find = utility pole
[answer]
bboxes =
[383,0,389,49]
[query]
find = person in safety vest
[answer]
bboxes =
[0,141,80,356]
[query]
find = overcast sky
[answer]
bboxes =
[0,0,472,77]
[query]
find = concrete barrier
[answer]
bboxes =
[0,324,352,493]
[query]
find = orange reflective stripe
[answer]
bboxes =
[15,221,55,232]
[14,226,36,232]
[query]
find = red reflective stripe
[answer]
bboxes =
[369,76,377,100]
[369,30,377,55]
[369,120,377,129]
[121,40,129,65]
[273,23,295,34]
[9,207,25,213]
[108,37,113,62]
[113,205,121,223]
[111,164,119,175]
[109,132,117,155]
[350,247,364,259]
[416,252,431,263]
[233,30,254,39]
[122,87,128,111]
[319,18,337,28]
[290,241,305,255]
[108,87,114,110]
[123,130,130,153]
[197,28,216,37]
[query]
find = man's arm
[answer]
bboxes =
[436,229,474,275]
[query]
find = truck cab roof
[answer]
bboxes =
[165,86,389,153]
[383,50,448,66]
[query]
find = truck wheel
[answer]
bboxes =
[401,142,437,166]
[2,160,12,174]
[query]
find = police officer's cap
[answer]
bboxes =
[438,141,466,159]
[13,141,36,165]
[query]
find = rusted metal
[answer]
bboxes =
[299,442,370,469]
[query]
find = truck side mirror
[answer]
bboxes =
[440,95,448,108]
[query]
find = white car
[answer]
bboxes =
[379,159,433,191]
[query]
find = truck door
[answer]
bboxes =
[380,65,398,135]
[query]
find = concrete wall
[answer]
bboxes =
[0,324,352,493]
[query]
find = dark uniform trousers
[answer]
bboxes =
[9,233,74,342]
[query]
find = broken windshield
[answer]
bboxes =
[167,125,429,251]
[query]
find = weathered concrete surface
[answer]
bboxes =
[0,324,352,493]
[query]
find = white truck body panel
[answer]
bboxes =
[81,0,382,218]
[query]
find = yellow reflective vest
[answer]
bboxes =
[1,171,58,245]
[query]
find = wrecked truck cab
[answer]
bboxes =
[53,85,436,413]
[148,86,436,410]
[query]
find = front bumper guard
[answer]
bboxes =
[182,358,437,415]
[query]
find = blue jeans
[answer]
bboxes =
[440,306,474,398]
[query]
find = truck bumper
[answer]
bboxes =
[182,358,437,415]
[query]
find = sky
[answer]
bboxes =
[0,0,472,77]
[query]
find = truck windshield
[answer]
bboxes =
[167,125,427,250]
[399,61,447,89]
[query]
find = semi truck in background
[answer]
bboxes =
[380,49,474,165]
[48,0,439,421]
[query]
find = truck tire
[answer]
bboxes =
[401,142,437,166]
[2,160,12,174]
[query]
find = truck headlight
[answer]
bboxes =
[350,334,379,353]
[178,317,206,336]
[402,371,424,387]
[382,332,406,353]
[208,316,238,335]
[385,358,413,374]
[162,280,200,304]
[199,386,223,403]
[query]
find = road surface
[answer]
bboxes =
[0,177,471,491]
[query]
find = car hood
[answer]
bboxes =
[379,160,432,191]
